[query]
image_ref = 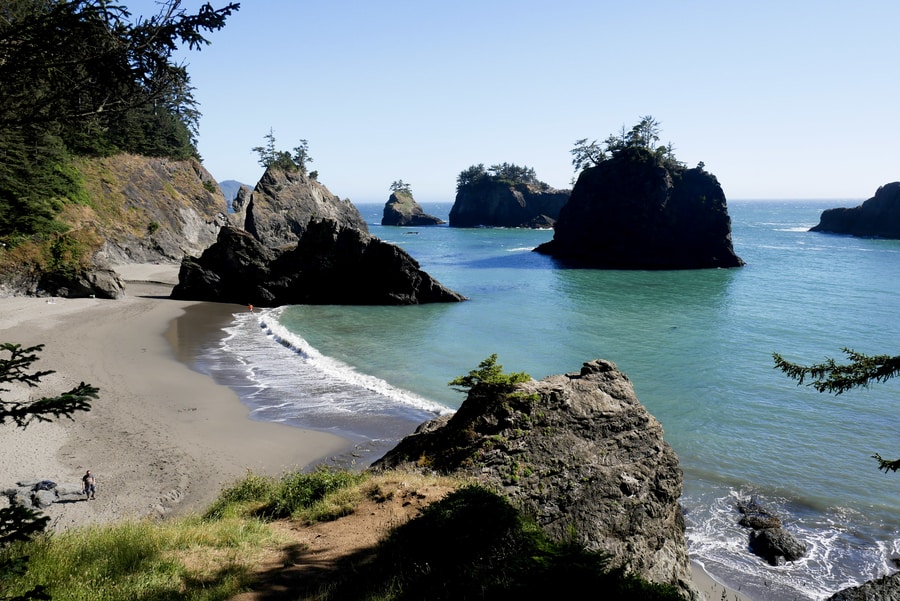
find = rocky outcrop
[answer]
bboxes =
[449,181,569,228]
[737,499,807,566]
[230,167,368,248]
[76,154,229,264]
[171,221,466,306]
[811,182,900,238]
[826,573,900,601]
[372,359,693,596]
[381,191,444,226]
[37,267,125,299]
[534,148,744,269]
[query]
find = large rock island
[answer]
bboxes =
[535,119,743,269]
[810,182,900,238]
[373,358,694,597]
[449,162,569,228]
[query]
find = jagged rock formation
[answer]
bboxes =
[381,191,444,226]
[372,359,694,596]
[37,267,125,299]
[230,166,368,247]
[77,154,229,264]
[736,500,806,566]
[449,181,569,228]
[171,221,466,306]
[811,182,900,238]
[535,148,743,269]
[826,573,900,601]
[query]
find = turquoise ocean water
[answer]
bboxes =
[196,199,900,600]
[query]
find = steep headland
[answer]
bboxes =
[811,182,900,238]
[0,153,228,298]
[76,154,228,264]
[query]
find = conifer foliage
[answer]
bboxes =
[0,0,239,244]
[0,343,98,600]
[774,348,900,472]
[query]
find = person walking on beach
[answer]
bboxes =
[82,470,96,500]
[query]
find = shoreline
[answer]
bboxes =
[0,266,352,529]
[0,263,754,600]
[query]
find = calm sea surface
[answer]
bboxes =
[196,199,900,600]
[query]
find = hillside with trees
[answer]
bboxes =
[0,0,239,291]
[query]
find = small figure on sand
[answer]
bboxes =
[82,470,96,500]
[248,304,254,312]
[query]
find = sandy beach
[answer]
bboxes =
[0,264,350,530]
[0,263,752,600]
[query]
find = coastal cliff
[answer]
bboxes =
[373,359,694,596]
[0,153,228,298]
[75,154,228,264]
[535,147,743,269]
[811,182,900,238]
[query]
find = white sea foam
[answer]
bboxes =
[683,487,900,600]
[223,307,452,419]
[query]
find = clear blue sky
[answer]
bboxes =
[133,1,900,203]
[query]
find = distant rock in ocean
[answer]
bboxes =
[381,190,444,226]
[811,182,900,238]
[535,147,743,269]
[449,163,569,228]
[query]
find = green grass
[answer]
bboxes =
[0,516,278,601]
[1,468,686,601]
[2,466,364,601]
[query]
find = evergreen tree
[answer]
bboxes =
[0,343,98,600]
[0,0,239,246]
[774,348,900,472]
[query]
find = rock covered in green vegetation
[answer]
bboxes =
[172,221,466,306]
[811,182,900,238]
[449,163,570,228]
[230,166,368,248]
[372,358,694,597]
[381,191,444,226]
[535,147,743,269]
